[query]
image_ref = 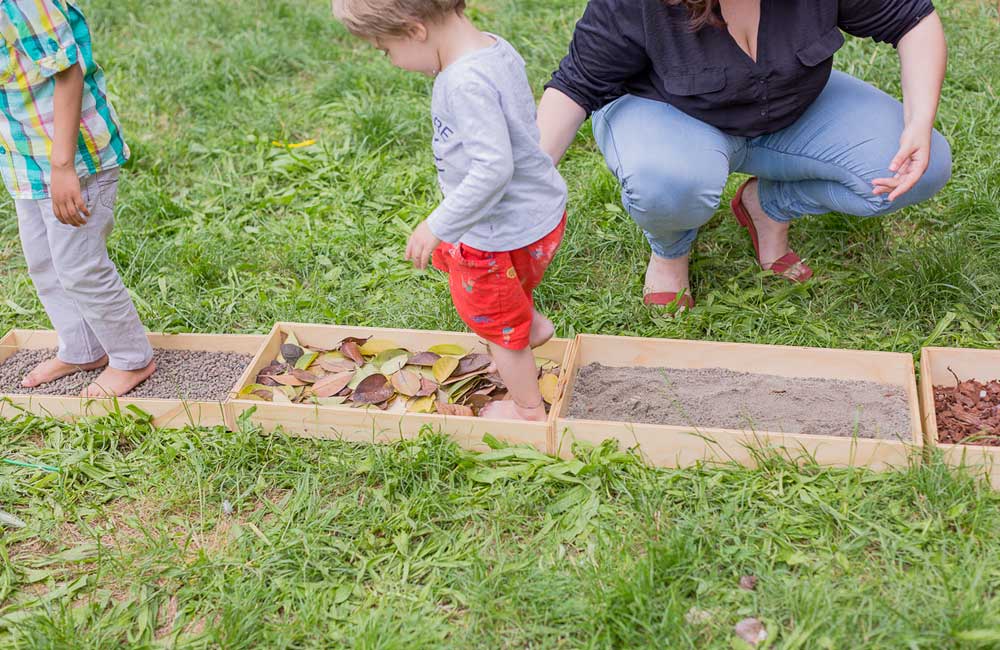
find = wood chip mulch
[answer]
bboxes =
[934,376,1000,445]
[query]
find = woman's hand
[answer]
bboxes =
[872,121,933,202]
[405,220,441,270]
[49,163,89,226]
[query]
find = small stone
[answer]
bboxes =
[734,617,767,646]
[739,575,758,591]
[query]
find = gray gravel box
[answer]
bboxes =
[0,348,254,402]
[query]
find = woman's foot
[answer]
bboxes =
[737,179,811,281]
[643,254,694,310]
[529,310,555,348]
[82,360,156,398]
[480,399,547,422]
[21,355,108,388]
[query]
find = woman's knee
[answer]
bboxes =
[621,163,726,232]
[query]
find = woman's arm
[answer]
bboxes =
[872,10,947,201]
[537,88,587,166]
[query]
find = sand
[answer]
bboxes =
[567,363,912,440]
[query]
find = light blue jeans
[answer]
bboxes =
[592,71,953,259]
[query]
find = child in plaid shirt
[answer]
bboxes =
[1,0,155,396]
[333,0,569,421]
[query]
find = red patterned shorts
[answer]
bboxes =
[432,213,566,350]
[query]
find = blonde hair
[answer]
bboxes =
[333,0,467,38]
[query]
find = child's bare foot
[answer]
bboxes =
[480,399,547,422]
[82,361,156,398]
[529,310,555,349]
[21,355,108,388]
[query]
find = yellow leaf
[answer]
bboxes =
[407,396,436,413]
[428,343,467,357]
[359,338,401,356]
[432,356,459,383]
[295,351,318,370]
[539,373,560,405]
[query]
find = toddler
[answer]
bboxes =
[333,0,568,421]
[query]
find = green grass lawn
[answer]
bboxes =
[2,0,1000,646]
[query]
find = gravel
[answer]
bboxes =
[0,348,254,401]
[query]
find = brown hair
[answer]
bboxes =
[333,0,467,38]
[664,0,723,30]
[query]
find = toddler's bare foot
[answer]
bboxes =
[22,355,108,388]
[529,310,555,349]
[480,399,547,422]
[82,360,156,398]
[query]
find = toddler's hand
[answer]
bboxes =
[405,221,441,270]
[50,165,90,227]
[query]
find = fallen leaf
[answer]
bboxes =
[359,338,401,356]
[416,377,438,397]
[739,575,758,591]
[437,403,474,417]
[272,373,308,387]
[284,330,302,348]
[408,395,436,413]
[272,388,294,404]
[319,357,356,373]
[539,373,559,405]
[379,352,410,376]
[313,396,349,406]
[258,376,279,387]
[391,369,422,397]
[433,356,460,383]
[734,618,767,647]
[280,344,303,364]
[408,352,441,367]
[313,371,354,398]
[238,383,273,397]
[456,353,492,375]
[251,389,273,401]
[349,364,380,390]
[341,340,365,365]
[352,374,394,404]
[428,343,467,357]
[290,369,319,383]
[684,607,712,625]
[467,394,493,413]
[295,351,319,370]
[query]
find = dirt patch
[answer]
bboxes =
[933,378,1000,445]
[567,363,912,440]
[0,348,254,401]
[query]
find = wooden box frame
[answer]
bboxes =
[555,335,923,470]
[920,347,1000,488]
[0,329,265,429]
[225,322,575,452]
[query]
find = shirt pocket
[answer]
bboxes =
[796,26,845,67]
[662,66,727,97]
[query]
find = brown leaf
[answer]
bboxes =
[466,393,493,413]
[280,344,303,364]
[456,353,491,376]
[341,340,365,365]
[734,618,767,647]
[258,376,279,387]
[408,352,441,367]
[416,377,438,397]
[351,374,394,404]
[437,403,474,417]
[391,369,422,397]
[313,371,354,398]
[739,575,758,591]
[258,361,287,377]
[251,389,273,401]
[272,373,308,387]
[290,369,319,384]
[319,357,356,373]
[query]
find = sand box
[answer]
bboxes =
[567,363,912,440]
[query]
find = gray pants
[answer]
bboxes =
[15,168,153,370]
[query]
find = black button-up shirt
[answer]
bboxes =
[546,0,935,137]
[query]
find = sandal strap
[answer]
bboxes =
[767,252,814,282]
[643,292,695,308]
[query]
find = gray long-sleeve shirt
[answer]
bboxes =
[427,35,567,251]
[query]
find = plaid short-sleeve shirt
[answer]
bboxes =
[0,0,128,200]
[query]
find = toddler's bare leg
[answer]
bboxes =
[480,344,546,422]
[529,309,554,349]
